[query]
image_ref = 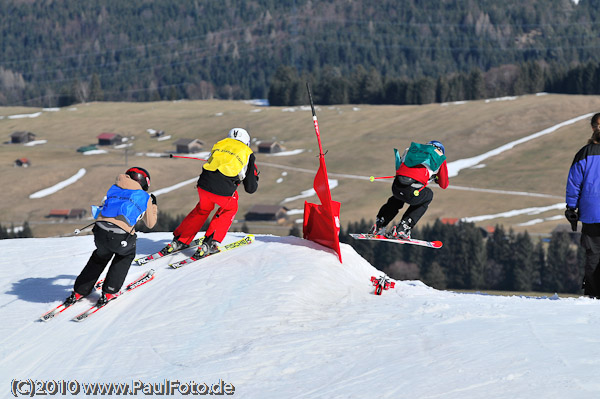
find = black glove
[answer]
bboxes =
[151,194,157,205]
[565,207,578,231]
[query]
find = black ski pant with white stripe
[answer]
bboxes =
[376,182,433,228]
[74,224,136,296]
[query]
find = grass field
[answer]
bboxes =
[2,94,600,238]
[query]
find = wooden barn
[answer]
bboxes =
[10,131,36,144]
[97,132,123,146]
[46,209,88,219]
[244,205,288,223]
[257,141,284,154]
[174,138,204,153]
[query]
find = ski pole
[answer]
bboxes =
[73,222,96,235]
[169,154,208,161]
[369,175,395,182]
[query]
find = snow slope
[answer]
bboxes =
[1,233,600,398]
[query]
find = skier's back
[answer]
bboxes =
[371,140,449,239]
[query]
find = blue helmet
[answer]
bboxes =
[427,140,445,155]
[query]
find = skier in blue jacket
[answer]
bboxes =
[67,167,158,307]
[566,112,600,298]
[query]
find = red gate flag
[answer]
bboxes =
[303,157,342,262]
[302,83,342,262]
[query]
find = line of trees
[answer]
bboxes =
[268,60,600,107]
[0,222,33,239]
[3,0,600,107]
[342,219,583,295]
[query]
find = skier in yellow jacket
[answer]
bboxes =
[161,128,259,258]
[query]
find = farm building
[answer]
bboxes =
[174,138,204,153]
[97,133,123,146]
[46,209,88,219]
[257,141,284,154]
[10,131,36,144]
[244,205,288,223]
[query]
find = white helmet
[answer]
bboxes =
[228,128,251,147]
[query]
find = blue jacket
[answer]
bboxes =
[100,184,150,227]
[566,143,600,223]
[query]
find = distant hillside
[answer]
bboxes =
[1,0,600,106]
[3,94,600,239]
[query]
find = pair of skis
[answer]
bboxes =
[39,235,255,322]
[133,236,205,265]
[349,233,442,249]
[168,234,255,269]
[39,269,155,322]
[133,234,254,268]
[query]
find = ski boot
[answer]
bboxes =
[386,219,412,239]
[385,225,398,239]
[369,217,387,236]
[159,238,189,255]
[193,240,220,259]
[396,219,412,239]
[96,292,118,307]
[64,291,84,306]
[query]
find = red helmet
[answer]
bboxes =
[125,167,150,191]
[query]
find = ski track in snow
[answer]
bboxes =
[2,233,600,398]
[28,168,86,199]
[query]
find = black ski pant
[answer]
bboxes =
[376,181,434,228]
[580,229,600,298]
[74,223,136,296]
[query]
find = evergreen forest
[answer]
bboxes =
[3,0,600,106]
[342,220,584,295]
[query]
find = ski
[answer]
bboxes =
[169,234,255,269]
[72,269,155,322]
[371,275,395,295]
[350,233,443,249]
[134,237,204,265]
[39,279,105,322]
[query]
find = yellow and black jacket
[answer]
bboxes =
[197,138,259,196]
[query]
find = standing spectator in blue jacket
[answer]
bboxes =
[566,112,600,298]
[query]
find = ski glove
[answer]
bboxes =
[565,207,578,231]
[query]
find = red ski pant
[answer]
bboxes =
[174,188,238,244]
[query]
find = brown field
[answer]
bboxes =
[2,94,600,238]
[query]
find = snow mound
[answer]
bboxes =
[1,233,599,398]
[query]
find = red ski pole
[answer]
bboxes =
[169,154,208,161]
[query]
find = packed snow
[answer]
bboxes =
[461,203,566,223]
[28,168,87,199]
[1,232,599,398]
[265,149,305,157]
[280,179,339,204]
[23,140,47,147]
[446,113,593,177]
